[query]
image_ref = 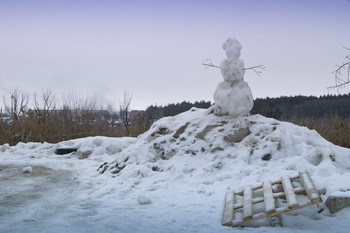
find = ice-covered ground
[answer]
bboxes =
[1,107,350,233]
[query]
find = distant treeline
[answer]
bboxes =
[251,94,350,120]
[143,94,350,148]
[144,94,350,121]
[1,92,349,148]
[249,94,350,148]
[144,100,212,122]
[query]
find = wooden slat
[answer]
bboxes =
[299,171,321,203]
[243,186,253,220]
[222,192,235,226]
[281,175,299,209]
[263,181,276,214]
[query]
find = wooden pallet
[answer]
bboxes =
[222,171,322,227]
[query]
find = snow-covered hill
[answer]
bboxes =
[1,107,350,233]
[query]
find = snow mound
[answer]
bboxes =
[1,108,350,232]
[102,108,350,197]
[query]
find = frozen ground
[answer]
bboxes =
[1,107,350,233]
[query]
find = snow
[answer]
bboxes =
[222,192,235,225]
[220,58,245,83]
[1,108,350,233]
[22,166,33,173]
[137,195,153,205]
[222,37,242,60]
[331,191,350,198]
[214,37,254,116]
[214,80,254,116]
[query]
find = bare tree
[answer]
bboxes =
[119,91,132,129]
[34,88,56,123]
[3,88,29,121]
[328,46,350,90]
[62,92,98,111]
[1,88,29,143]
[60,92,100,132]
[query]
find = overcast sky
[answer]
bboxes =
[0,0,349,110]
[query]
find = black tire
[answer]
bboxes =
[55,148,79,155]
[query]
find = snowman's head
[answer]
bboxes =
[222,38,242,60]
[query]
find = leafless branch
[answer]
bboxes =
[34,88,56,121]
[327,55,350,90]
[3,88,29,120]
[202,58,266,77]
[244,65,266,78]
[202,59,221,69]
[119,91,133,129]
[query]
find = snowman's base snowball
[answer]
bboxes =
[213,81,253,116]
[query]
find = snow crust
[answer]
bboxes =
[1,109,350,232]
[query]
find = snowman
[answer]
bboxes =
[213,38,254,116]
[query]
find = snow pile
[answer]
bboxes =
[102,108,350,193]
[1,109,350,232]
[214,38,254,116]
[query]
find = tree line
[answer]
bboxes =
[0,89,212,145]
[1,89,349,148]
[143,94,350,148]
[144,100,212,122]
[251,94,350,120]
[250,94,350,148]
[0,89,149,145]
